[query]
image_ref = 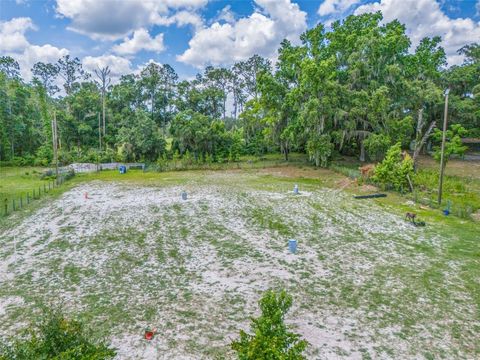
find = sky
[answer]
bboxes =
[0,0,479,82]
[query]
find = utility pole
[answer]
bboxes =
[98,112,102,151]
[51,111,59,185]
[94,66,111,138]
[98,112,101,172]
[437,88,450,205]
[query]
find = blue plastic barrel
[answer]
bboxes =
[288,239,297,254]
[181,191,187,200]
[119,165,126,174]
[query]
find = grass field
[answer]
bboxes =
[0,164,479,359]
[0,167,55,210]
[333,155,480,219]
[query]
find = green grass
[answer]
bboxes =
[413,169,480,216]
[331,156,480,219]
[0,167,56,214]
[0,159,479,358]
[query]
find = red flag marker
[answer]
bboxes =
[144,328,157,340]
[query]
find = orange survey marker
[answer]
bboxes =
[144,328,157,340]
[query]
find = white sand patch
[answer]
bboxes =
[0,174,475,359]
[0,296,24,316]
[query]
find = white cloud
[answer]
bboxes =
[112,29,165,56]
[160,0,207,8]
[215,5,236,24]
[152,10,204,30]
[318,0,361,16]
[55,0,208,41]
[82,54,133,82]
[354,0,480,66]
[0,17,36,52]
[178,0,307,68]
[0,17,68,81]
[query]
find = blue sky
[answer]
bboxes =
[0,0,479,81]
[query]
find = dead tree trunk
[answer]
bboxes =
[94,66,111,144]
[412,107,437,171]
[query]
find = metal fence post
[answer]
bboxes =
[20,196,23,209]
[12,199,15,211]
[4,198,7,216]
[27,193,30,204]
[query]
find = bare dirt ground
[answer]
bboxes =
[0,172,477,359]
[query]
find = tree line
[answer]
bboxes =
[0,12,478,167]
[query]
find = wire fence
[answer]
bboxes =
[1,175,69,218]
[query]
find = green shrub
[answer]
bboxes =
[35,145,53,166]
[9,157,34,166]
[0,308,116,360]
[364,133,392,161]
[432,124,468,164]
[372,142,414,192]
[231,290,308,359]
[306,134,333,167]
[155,153,170,172]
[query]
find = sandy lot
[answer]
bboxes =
[0,172,477,359]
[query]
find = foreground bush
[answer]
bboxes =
[372,143,414,192]
[0,308,116,360]
[231,290,308,360]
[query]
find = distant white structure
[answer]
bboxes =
[60,163,145,173]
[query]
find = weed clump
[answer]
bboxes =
[0,308,116,360]
[231,290,308,359]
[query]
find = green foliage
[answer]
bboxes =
[306,133,333,167]
[231,290,308,360]
[372,143,414,192]
[155,153,169,172]
[170,110,243,162]
[0,308,115,359]
[413,168,480,218]
[0,18,478,166]
[387,116,414,148]
[117,143,134,163]
[116,110,166,162]
[364,133,392,161]
[432,124,468,164]
[240,100,271,156]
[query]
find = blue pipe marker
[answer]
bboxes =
[288,239,297,254]
[443,200,451,215]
